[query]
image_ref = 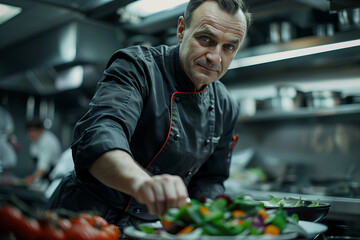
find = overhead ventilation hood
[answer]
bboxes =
[0,19,124,95]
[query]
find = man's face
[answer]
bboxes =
[178,0,247,90]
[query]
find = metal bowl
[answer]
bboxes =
[262,198,331,223]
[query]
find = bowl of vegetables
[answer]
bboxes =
[124,194,328,239]
[262,195,331,223]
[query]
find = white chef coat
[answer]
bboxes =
[30,130,62,172]
[0,106,17,170]
[49,147,74,180]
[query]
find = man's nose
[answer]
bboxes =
[206,46,222,65]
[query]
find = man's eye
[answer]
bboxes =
[224,44,234,51]
[200,36,210,42]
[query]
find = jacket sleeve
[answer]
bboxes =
[187,94,239,200]
[71,47,150,178]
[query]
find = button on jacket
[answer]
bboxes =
[46,45,239,228]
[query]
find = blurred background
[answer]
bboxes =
[0,0,359,237]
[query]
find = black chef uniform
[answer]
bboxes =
[45,45,239,229]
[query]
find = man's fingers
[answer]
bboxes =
[137,181,157,214]
[151,177,166,215]
[160,175,181,211]
[174,176,189,208]
[134,174,189,215]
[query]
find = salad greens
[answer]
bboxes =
[267,195,321,207]
[139,194,308,237]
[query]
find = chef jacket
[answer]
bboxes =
[30,130,62,178]
[0,106,16,170]
[45,45,239,228]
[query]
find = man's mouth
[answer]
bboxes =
[198,63,218,73]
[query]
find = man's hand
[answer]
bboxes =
[23,169,46,185]
[133,174,188,215]
[89,150,189,216]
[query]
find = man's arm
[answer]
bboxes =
[88,149,188,215]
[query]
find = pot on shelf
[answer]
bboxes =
[338,8,360,31]
[306,90,343,109]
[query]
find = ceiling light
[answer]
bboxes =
[124,0,189,18]
[0,3,21,25]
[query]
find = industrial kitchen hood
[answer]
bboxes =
[0,19,124,95]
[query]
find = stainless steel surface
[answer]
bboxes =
[238,103,360,122]
[229,30,360,71]
[0,20,122,94]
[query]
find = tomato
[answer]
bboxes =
[70,216,89,225]
[40,220,67,240]
[57,217,72,231]
[79,212,96,226]
[13,216,42,240]
[66,220,100,240]
[67,218,121,240]
[103,224,120,240]
[93,215,109,228]
[0,204,23,234]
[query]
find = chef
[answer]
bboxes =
[24,118,62,185]
[0,105,17,173]
[45,0,251,230]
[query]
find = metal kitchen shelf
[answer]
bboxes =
[230,29,360,69]
[223,29,360,85]
[238,103,360,122]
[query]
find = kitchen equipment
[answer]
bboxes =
[338,8,360,30]
[238,98,258,116]
[343,94,360,104]
[269,22,296,43]
[306,91,343,108]
[259,85,305,111]
[314,23,335,37]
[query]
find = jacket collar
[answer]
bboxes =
[171,45,207,93]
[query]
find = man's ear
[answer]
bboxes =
[177,16,185,43]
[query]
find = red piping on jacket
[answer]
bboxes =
[231,134,239,150]
[124,87,206,213]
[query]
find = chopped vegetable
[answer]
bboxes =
[232,210,245,218]
[266,195,322,207]
[141,194,307,237]
[264,224,280,235]
[257,209,268,221]
[177,225,195,235]
[199,206,211,216]
[308,199,320,207]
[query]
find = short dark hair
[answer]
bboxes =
[184,0,252,32]
[26,118,44,130]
